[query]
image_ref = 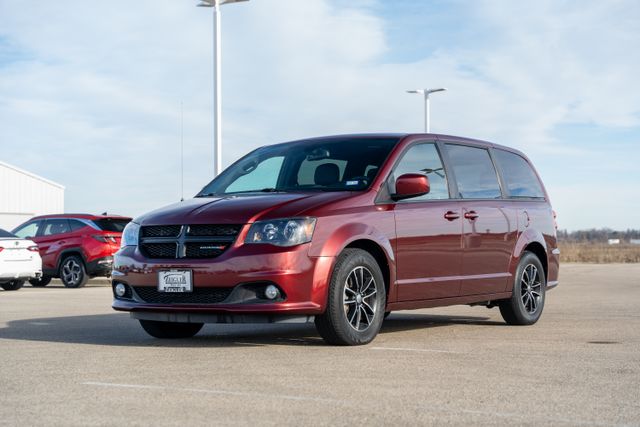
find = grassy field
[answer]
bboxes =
[559,242,640,263]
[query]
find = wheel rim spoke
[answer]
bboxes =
[360,277,373,294]
[362,300,374,314]
[363,288,377,299]
[348,306,358,325]
[344,287,357,296]
[361,306,372,327]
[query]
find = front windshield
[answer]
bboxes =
[197,137,400,197]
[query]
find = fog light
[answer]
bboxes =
[264,285,280,300]
[115,283,127,297]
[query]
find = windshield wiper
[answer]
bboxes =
[195,192,217,198]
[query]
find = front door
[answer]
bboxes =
[392,142,463,301]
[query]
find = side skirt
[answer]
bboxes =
[386,292,512,311]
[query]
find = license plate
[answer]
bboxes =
[158,270,192,293]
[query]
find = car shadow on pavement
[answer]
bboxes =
[0,312,502,348]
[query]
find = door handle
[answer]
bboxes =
[444,211,460,221]
[464,211,479,220]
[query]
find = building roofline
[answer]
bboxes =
[0,161,65,190]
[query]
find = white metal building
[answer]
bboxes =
[0,161,65,231]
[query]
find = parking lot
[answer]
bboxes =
[1,264,638,426]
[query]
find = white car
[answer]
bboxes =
[0,228,42,291]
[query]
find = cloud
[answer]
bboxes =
[0,0,638,229]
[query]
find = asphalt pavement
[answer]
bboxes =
[1,264,639,426]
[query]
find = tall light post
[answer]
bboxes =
[197,0,249,177]
[406,88,447,133]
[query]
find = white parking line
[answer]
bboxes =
[83,381,339,404]
[371,346,460,354]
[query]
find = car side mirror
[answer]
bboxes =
[391,173,430,201]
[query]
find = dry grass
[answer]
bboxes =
[559,243,640,263]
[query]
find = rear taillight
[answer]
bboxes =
[0,247,4,253]
[27,246,39,252]
[92,235,117,243]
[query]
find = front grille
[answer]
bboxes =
[187,224,241,237]
[138,224,242,259]
[140,243,177,259]
[133,286,232,304]
[185,242,227,259]
[141,225,181,238]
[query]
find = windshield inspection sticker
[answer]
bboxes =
[346,180,359,186]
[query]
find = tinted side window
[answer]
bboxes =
[494,150,545,198]
[13,221,41,238]
[69,219,88,232]
[392,143,449,201]
[42,219,71,236]
[446,144,501,199]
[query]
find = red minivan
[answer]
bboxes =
[113,134,559,345]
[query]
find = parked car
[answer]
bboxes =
[0,228,42,291]
[12,214,131,288]
[112,134,559,345]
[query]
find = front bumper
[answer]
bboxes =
[111,244,334,316]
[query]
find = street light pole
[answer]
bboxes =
[406,88,447,133]
[197,0,249,177]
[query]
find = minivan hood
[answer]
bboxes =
[135,192,353,226]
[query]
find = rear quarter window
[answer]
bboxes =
[69,219,88,232]
[493,150,545,199]
[95,218,131,232]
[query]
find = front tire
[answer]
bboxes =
[1,280,24,291]
[59,255,89,288]
[139,320,203,339]
[29,276,52,287]
[315,249,386,346]
[499,251,546,325]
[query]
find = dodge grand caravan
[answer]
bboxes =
[112,134,559,345]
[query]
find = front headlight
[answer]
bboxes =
[121,222,140,248]
[245,218,316,247]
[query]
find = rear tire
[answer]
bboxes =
[1,280,24,291]
[315,249,386,346]
[29,276,52,287]
[139,320,203,339]
[499,251,546,325]
[59,256,89,288]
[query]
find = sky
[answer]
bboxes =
[0,0,638,231]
